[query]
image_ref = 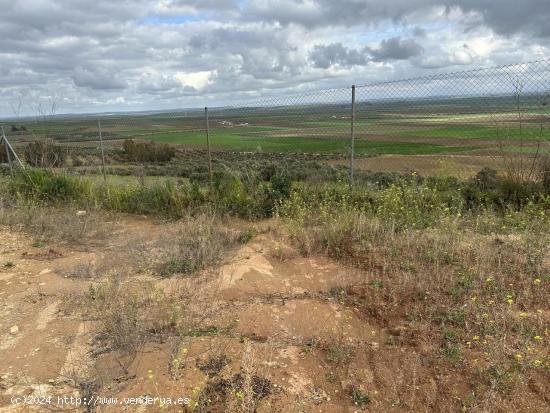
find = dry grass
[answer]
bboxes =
[0,203,112,246]
[70,269,225,355]
[143,213,242,277]
[281,197,549,410]
[196,341,272,413]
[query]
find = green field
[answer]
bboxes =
[5,94,548,161]
[144,129,476,155]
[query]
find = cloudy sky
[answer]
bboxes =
[1,0,549,116]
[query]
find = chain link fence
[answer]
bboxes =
[1,59,549,184]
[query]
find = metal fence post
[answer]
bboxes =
[1,127,24,170]
[350,85,356,186]
[1,127,13,175]
[205,107,213,189]
[97,119,106,182]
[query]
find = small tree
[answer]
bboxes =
[123,139,174,162]
[23,139,66,167]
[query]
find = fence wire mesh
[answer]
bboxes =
[1,58,549,184]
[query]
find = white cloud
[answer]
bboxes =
[0,0,548,116]
[175,70,217,90]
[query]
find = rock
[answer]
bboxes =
[10,325,19,335]
[76,210,87,217]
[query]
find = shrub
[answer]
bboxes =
[23,139,66,167]
[374,182,461,229]
[8,169,92,203]
[210,173,290,219]
[84,280,149,353]
[498,179,541,210]
[472,167,500,191]
[98,180,201,217]
[462,167,546,210]
[259,163,277,181]
[123,139,175,162]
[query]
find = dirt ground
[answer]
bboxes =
[333,154,505,178]
[0,217,548,412]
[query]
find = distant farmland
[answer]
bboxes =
[4,94,549,175]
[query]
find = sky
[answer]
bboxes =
[0,0,549,117]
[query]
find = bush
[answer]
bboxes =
[123,139,175,163]
[374,182,461,229]
[99,181,199,217]
[8,169,92,203]
[210,171,292,219]
[262,171,292,215]
[5,170,204,216]
[472,167,500,191]
[462,167,547,210]
[259,164,277,181]
[498,179,541,210]
[23,139,66,167]
[211,174,264,219]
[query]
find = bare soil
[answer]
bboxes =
[334,154,505,177]
[0,217,548,412]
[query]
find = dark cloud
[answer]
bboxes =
[245,0,435,27]
[368,37,424,61]
[309,37,423,68]
[137,74,183,93]
[309,43,368,69]
[245,0,550,38]
[453,0,550,38]
[412,27,427,38]
[72,67,127,90]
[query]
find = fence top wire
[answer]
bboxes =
[356,58,550,89]
[2,58,549,133]
[206,58,550,113]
